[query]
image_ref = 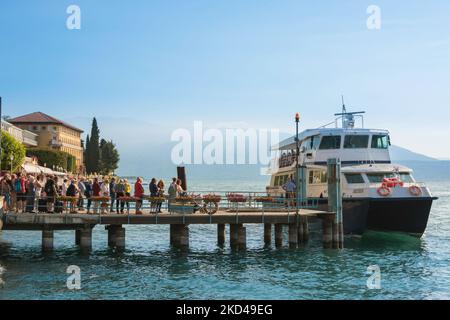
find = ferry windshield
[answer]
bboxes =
[344,135,369,149]
[319,136,341,150]
[371,135,389,149]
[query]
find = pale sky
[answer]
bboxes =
[1,0,450,161]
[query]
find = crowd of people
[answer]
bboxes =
[0,172,187,215]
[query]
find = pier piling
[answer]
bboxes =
[238,225,246,250]
[79,227,93,251]
[264,223,272,246]
[42,229,54,251]
[114,226,126,250]
[274,224,283,248]
[327,158,344,249]
[302,217,309,243]
[217,224,225,246]
[322,217,333,249]
[288,223,298,248]
[75,229,81,246]
[171,224,189,249]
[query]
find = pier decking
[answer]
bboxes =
[0,209,334,251]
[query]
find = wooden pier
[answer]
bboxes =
[0,159,345,252]
[0,209,334,251]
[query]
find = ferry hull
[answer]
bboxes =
[366,197,435,237]
[316,197,434,237]
[316,199,369,235]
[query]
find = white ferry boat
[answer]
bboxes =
[267,106,437,237]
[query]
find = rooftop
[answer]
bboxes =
[9,112,83,133]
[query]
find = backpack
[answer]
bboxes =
[14,180,23,193]
[66,184,76,197]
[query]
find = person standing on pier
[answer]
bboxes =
[282,176,296,208]
[149,178,158,213]
[176,178,185,196]
[14,173,26,213]
[134,177,144,214]
[44,176,58,213]
[84,179,93,214]
[100,179,110,214]
[115,179,126,213]
[167,177,177,212]
[92,178,101,213]
[109,178,116,213]
[156,180,165,213]
[0,175,12,211]
[25,176,36,213]
[124,179,131,213]
[77,178,86,210]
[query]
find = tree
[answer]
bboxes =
[86,118,100,174]
[99,139,120,175]
[26,148,75,172]
[84,135,89,172]
[1,131,26,172]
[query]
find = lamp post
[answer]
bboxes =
[10,154,14,174]
[295,113,300,218]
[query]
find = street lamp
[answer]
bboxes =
[9,153,14,175]
[295,113,300,231]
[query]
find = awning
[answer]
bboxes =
[38,166,53,174]
[22,163,42,174]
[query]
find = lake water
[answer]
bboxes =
[0,163,449,300]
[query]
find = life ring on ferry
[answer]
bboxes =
[377,186,391,197]
[409,185,422,196]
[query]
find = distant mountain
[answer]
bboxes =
[390,145,437,162]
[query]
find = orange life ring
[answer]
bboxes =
[377,186,391,197]
[409,185,422,196]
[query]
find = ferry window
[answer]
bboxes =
[366,173,396,183]
[399,173,414,183]
[303,136,320,150]
[345,174,365,184]
[319,136,341,150]
[309,171,327,184]
[274,176,280,186]
[371,135,389,149]
[344,135,369,149]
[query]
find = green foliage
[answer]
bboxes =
[1,131,26,172]
[99,139,120,175]
[85,118,100,174]
[26,148,75,172]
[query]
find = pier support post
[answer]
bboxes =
[75,229,81,246]
[297,220,304,245]
[327,158,344,249]
[80,227,93,251]
[274,224,283,248]
[322,217,333,249]
[238,225,246,250]
[42,229,54,251]
[302,217,309,243]
[217,224,225,246]
[264,223,272,246]
[288,223,298,248]
[229,224,239,248]
[171,224,189,249]
[106,226,116,247]
[332,221,339,249]
[114,226,126,250]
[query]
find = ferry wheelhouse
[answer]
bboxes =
[267,108,437,237]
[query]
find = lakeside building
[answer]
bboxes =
[9,112,84,172]
[1,119,38,147]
